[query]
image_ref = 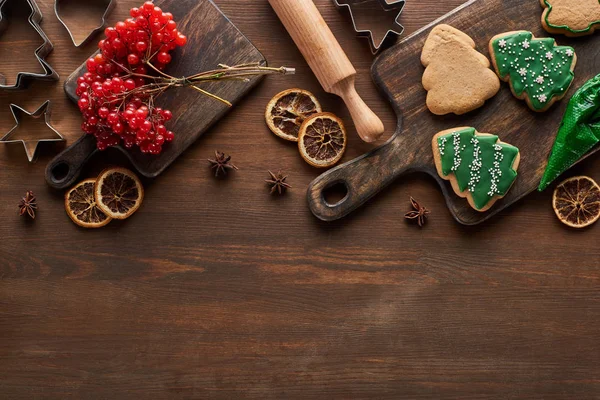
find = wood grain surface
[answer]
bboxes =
[1,0,600,399]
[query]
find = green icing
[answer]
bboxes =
[539,74,600,191]
[437,128,520,210]
[491,31,575,111]
[543,0,600,35]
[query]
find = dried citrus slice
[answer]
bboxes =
[298,112,347,168]
[265,88,322,141]
[65,179,112,228]
[553,176,600,228]
[94,167,144,220]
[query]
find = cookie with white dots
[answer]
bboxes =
[432,127,520,212]
[490,31,576,112]
[421,24,500,116]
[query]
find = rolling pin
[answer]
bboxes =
[268,0,385,143]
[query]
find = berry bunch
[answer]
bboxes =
[76,1,186,154]
[75,2,293,155]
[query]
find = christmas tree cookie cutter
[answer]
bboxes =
[0,100,65,162]
[54,0,116,47]
[0,0,59,90]
[333,0,405,54]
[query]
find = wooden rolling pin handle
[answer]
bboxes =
[268,0,385,143]
[332,77,385,143]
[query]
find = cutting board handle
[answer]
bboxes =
[45,135,98,190]
[307,138,416,221]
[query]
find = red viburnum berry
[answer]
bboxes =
[76,2,187,154]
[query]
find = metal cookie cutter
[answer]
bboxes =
[334,0,406,54]
[0,100,65,162]
[55,0,116,47]
[0,0,59,90]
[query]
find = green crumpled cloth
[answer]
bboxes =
[539,74,600,191]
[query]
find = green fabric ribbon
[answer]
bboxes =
[539,74,600,191]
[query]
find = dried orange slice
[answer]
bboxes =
[265,88,322,141]
[94,167,144,220]
[298,112,347,168]
[553,176,600,228]
[65,179,112,229]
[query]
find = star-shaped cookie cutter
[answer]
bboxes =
[54,0,116,47]
[0,0,59,90]
[333,0,406,54]
[0,101,65,162]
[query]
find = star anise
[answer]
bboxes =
[266,170,291,195]
[208,151,238,177]
[405,197,429,227]
[18,191,37,219]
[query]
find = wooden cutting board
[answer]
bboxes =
[307,0,600,225]
[45,0,266,190]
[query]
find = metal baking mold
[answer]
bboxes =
[334,0,405,54]
[0,0,59,90]
[0,100,65,162]
[55,0,116,47]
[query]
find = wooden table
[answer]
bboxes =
[1,0,599,398]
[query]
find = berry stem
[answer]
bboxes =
[189,85,232,107]
[145,60,176,79]
[112,62,294,108]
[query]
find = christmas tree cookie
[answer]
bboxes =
[490,31,576,112]
[421,24,500,115]
[541,0,600,37]
[432,127,520,212]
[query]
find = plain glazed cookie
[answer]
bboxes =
[490,31,576,112]
[541,0,600,37]
[432,127,520,212]
[421,24,500,116]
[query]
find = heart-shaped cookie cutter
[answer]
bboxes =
[54,0,116,47]
[0,0,59,90]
